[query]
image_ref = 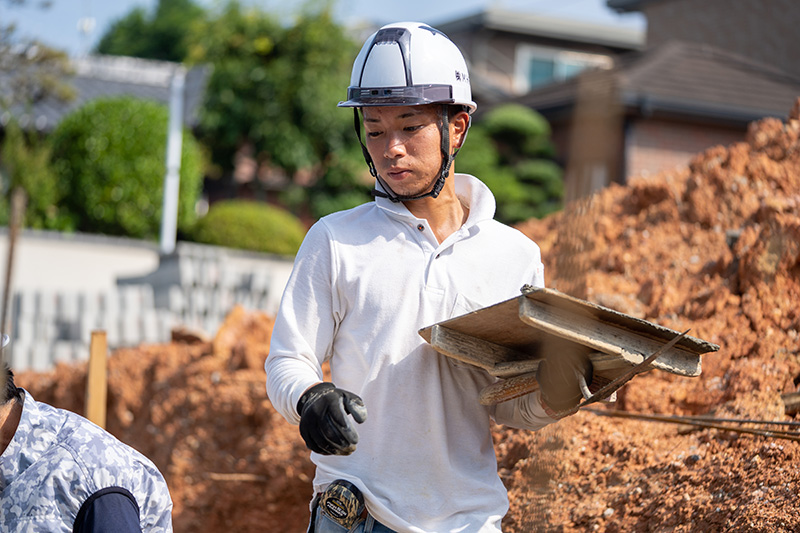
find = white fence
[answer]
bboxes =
[0,229,295,371]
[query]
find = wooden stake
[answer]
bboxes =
[86,330,108,428]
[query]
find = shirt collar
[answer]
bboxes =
[375,173,496,227]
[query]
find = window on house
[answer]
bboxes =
[528,58,555,88]
[514,45,613,94]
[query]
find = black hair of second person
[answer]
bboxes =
[2,364,22,405]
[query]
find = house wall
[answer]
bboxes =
[465,32,519,95]
[625,118,745,179]
[0,231,160,293]
[642,0,800,79]
[449,27,632,97]
[0,229,295,372]
[548,118,574,169]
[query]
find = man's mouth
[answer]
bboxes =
[386,168,411,180]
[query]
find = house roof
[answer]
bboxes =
[516,40,800,125]
[2,54,210,132]
[606,0,664,13]
[436,8,645,51]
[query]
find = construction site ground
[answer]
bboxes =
[16,99,800,532]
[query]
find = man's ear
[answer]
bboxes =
[450,111,471,151]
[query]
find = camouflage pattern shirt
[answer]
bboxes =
[0,389,173,532]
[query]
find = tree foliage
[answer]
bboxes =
[91,1,565,228]
[458,104,563,224]
[48,96,204,239]
[0,16,75,231]
[94,0,205,62]
[0,25,74,112]
[186,2,370,218]
[0,119,72,230]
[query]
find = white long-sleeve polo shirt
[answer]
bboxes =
[266,173,554,533]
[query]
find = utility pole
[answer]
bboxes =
[159,65,186,256]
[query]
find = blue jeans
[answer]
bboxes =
[307,494,396,533]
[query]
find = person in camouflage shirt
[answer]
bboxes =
[0,336,173,532]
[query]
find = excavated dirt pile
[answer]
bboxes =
[17,98,800,532]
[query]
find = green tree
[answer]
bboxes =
[0,120,72,230]
[49,96,204,239]
[94,0,205,62]
[458,104,563,224]
[188,2,369,218]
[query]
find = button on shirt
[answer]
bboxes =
[0,390,173,532]
[266,174,552,533]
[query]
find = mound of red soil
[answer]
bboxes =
[508,98,800,531]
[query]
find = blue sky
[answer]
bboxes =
[2,0,645,57]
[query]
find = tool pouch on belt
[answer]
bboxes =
[319,480,366,529]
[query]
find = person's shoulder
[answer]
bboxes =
[309,202,380,238]
[318,202,376,225]
[482,219,542,250]
[58,414,171,505]
[56,408,160,474]
[474,219,543,264]
[19,396,163,485]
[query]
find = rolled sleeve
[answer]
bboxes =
[491,389,557,431]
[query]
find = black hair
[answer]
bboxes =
[2,364,22,405]
[447,104,470,119]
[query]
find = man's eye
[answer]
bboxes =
[366,131,382,138]
[405,125,423,132]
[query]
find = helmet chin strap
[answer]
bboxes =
[354,106,461,203]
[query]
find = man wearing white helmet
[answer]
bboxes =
[266,21,590,532]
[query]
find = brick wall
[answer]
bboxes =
[625,118,745,179]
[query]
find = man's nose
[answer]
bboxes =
[384,134,407,158]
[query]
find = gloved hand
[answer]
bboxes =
[536,353,593,418]
[297,382,367,455]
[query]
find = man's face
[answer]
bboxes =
[362,105,444,198]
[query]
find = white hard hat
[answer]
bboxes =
[338,22,476,113]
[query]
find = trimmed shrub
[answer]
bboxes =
[49,96,204,239]
[457,104,563,224]
[190,200,306,256]
[482,103,554,158]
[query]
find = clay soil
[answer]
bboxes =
[17,99,800,532]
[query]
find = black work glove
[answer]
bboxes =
[297,382,367,455]
[536,353,593,418]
